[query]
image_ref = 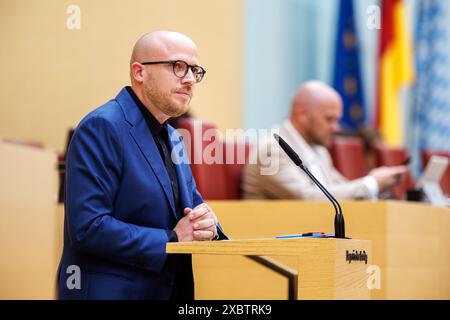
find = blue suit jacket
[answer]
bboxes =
[58,87,225,299]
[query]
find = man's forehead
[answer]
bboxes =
[149,39,198,62]
[132,30,198,62]
[313,98,342,116]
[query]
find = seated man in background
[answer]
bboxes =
[242,81,407,200]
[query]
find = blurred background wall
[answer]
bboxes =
[1,0,450,171]
[0,0,243,153]
[244,0,420,130]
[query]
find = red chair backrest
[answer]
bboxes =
[176,118,228,200]
[422,150,450,196]
[330,136,367,179]
[374,145,415,200]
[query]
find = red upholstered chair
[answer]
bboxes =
[422,150,450,196]
[223,140,251,199]
[373,144,415,200]
[176,118,228,200]
[329,136,367,179]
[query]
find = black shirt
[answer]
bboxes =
[126,86,180,242]
[127,87,194,300]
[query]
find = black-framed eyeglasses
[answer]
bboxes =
[140,60,206,83]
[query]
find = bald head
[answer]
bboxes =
[291,81,342,115]
[290,81,343,147]
[130,30,198,64]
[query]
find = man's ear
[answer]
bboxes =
[293,104,308,124]
[131,62,144,83]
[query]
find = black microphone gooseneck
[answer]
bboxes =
[299,165,345,238]
[273,134,345,238]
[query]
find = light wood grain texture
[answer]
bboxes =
[0,140,58,299]
[168,238,371,300]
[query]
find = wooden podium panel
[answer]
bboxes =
[168,238,372,300]
[197,200,450,300]
[0,140,58,299]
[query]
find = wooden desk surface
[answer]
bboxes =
[199,200,450,300]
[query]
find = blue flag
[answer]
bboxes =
[409,0,450,175]
[333,0,366,132]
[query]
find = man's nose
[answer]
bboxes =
[181,68,196,85]
[332,121,341,132]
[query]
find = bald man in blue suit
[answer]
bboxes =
[57,30,227,300]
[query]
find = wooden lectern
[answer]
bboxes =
[0,140,58,299]
[167,238,372,300]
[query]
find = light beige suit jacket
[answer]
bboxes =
[242,121,374,200]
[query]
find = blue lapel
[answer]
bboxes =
[116,88,177,220]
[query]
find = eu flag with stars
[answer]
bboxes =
[333,0,366,132]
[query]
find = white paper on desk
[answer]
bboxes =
[417,155,449,207]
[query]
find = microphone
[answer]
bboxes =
[273,133,345,238]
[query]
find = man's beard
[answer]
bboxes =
[143,84,189,118]
[305,127,328,147]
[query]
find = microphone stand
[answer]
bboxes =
[299,165,345,239]
[273,133,346,238]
